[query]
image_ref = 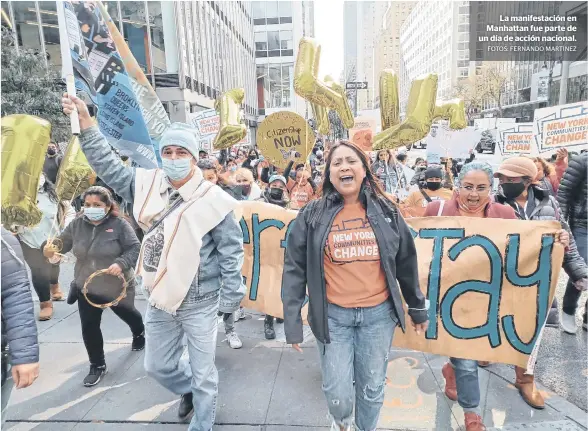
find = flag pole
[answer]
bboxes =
[56,1,80,135]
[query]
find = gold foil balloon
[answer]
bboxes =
[373,74,438,151]
[311,102,330,135]
[55,136,97,201]
[212,88,247,150]
[433,99,467,130]
[1,115,51,227]
[379,70,400,131]
[294,37,354,129]
[257,111,314,170]
[324,76,354,129]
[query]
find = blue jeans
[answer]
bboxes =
[450,358,481,415]
[317,301,398,431]
[563,225,587,316]
[144,292,220,431]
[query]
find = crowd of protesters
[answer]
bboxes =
[1,93,585,431]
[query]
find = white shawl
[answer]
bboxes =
[133,168,238,314]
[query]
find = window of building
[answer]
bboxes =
[148,1,167,73]
[121,1,150,73]
[12,1,42,50]
[265,1,278,24]
[252,1,265,24]
[38,1,61,69]
[278,1,292,23]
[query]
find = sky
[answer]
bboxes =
[313,0,344,81]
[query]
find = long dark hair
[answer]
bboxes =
[310,140,395,227]
[81,186,120,217]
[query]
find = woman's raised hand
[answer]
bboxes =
[61,93,93,130]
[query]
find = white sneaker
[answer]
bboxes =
[234,308,245,321]
[226,331,243,349]
[561,312,578,334]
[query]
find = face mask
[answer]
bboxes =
[501,182,526,199]
[249,155,256,161]
[229,165,237,172]
[241,184,252,196]
[269,187,284,200]
[47,148,56,156]
[84,207,106,221]
[162,158,192,181]
[457,191,490,214]
[427,181,442,191]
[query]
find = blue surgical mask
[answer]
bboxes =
[162,158,193,181]
[84,207,106,221]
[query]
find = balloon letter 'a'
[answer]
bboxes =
[433,99,467,130]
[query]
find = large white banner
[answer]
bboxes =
[533,102,588,153]
[426,125,482,161]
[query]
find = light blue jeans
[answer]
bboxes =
[317,300,398,431]
[450,358,481,415]
[144,292,219,431]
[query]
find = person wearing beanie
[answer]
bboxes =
[62,94,246,430]
[494,156,585,410]
[401,166,453,218]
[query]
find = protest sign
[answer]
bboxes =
[256,111,314,169]
[499,123,536,155]
[426,125,481,160]
[349,116,377,152]
[66,1,159,168]
[188,109,249,152]
[533,102,588,153]
[236,202,563,368]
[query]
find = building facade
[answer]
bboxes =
[399,1,472,113]
[253,0,314,119]
[2,1,258,138]
[374,1,414,109]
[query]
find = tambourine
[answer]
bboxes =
[82,269,128,309]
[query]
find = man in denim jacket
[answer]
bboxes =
[63,95,245,431]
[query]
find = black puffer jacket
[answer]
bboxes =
[557,153,587,230]
[1,228,39,382]
[282,188,427,345]
[48,214,140,294]
[497,186,587,282]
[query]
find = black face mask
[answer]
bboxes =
[47,148,56,156]
[248,155,256,161]
[426,181,442,191]
[269,187,284,201]
[501,182,526,199]
[241,184,252,196]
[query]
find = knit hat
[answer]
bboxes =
[159,123,200,159]
[425,166,443,179]
[494,157,538,179]
[268,174,287,187]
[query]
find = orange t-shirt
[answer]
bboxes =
[288,178,314,210]
[324,202,389,308]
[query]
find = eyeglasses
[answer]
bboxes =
[460,185,491,194]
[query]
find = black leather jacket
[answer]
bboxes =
[558,153,587,230]
[282,189,427,345]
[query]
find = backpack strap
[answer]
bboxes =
[437,200,445,217]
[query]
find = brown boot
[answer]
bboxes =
[514,366,545,409]
[50,283,64,301]
[39,301,53,321]
[442,362,458,401]
[464,412,486,431]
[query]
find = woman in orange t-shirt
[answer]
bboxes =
[287,169,315,210]
[282,140,428,431]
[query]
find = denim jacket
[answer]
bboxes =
[78,126,245,313]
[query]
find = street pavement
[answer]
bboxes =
[4,245,587,430]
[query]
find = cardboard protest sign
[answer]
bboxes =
[188,109,249,152]
[236,202,563,368]
[533,102,588,153]
[499,123,536,155]
[349,116,377,152]
[256,111,314,169]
